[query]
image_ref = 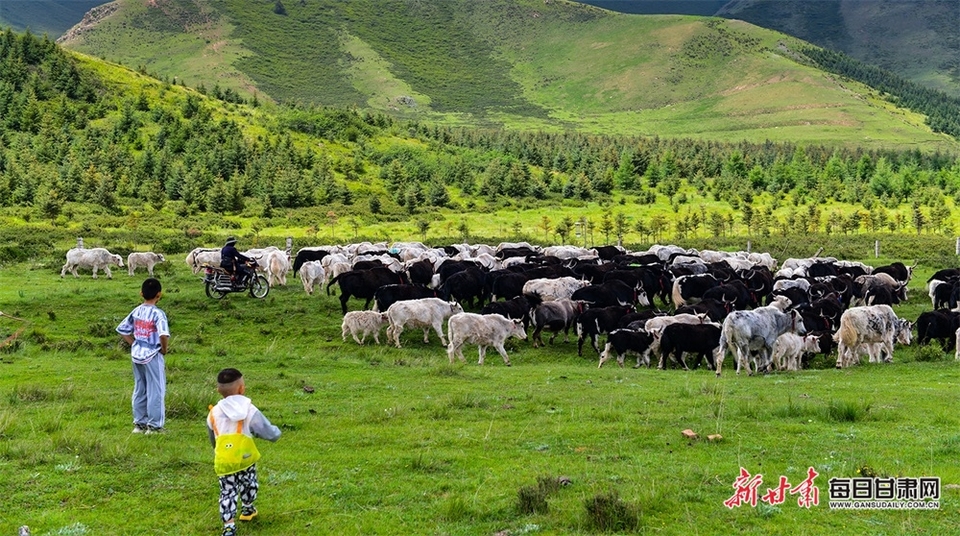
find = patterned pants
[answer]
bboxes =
[218,465,258,523]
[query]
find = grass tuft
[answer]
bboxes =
[439,496,474,522]
[584,490,640,532]
[517,484,549,514]
[167,384,215,420]
[914,344,945,362]
[824,399,871,422]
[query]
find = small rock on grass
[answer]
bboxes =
[681,429,699,440]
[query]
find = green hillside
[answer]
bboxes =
[716,0,960,99]
[54,0,952,148]
[3,28,960,265]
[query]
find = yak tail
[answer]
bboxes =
[671,277,686,308]
[326,272,345,295]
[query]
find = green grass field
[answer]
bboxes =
[2,251,960,535]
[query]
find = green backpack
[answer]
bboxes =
[209,409,261,476]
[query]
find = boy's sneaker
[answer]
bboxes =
[239,506,258,521]
[144,426,166,435]
[131,424,147,434]
[221,524,236,536]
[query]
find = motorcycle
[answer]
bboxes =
[202,260,270,299]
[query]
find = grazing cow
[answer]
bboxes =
[576,305,633,356]
[571,280,636,308]
[186,247,221,273]
[915,310,960,350]
[263,249,291,286]
[341,311,389,345]
[441,267,488,308]
[61,247,124,279]
[328,267,409,314]
[853,273,905,306]
[591,245,625,261]
[488,271,529,302]
[771,333,822,371]
[542,245,593,259]
[522,277,589,302]
[701,280,757,310]
[447,313,527,365]
[598,329,656,368]
[863,284,898,306]
[671,274,720,307]
[834,305,912,368]
[715,306,806,376]
[927,277,960,309]
[529,298,584,347]
[127,252,165,276]
[873,261,915,285]
[642,313,710,336]
[675,298,730,323]
[373,284,446,313]
[658,323,722,370]
[405,258,436,287]
[955,327,960,361]
[770,286,809,308]
[299,260,327,295]
[480,296,532,329]
[292,248,331,275]
[385,298,464,348]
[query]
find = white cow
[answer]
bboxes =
[955,327,960,361]
[522,277,590,302]
[716,305,807,376]
[834,305,911,368]
[341,311,389,345]
[447,313,527,365]
[263,249,291,286]
[771,333,822,371]
[127,252,165,276]
[186,248,220,273]
[61,248,123,279]
[299,261,326,295]
[385,298,464,348]
[542,245,594,259]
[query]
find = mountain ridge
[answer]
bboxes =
[47,0,956,149]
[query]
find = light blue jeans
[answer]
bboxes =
[132,354,166,428]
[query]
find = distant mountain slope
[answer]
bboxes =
[55,0,955,148]
[0,0,103,37]
[579,0,726,16]
[715,0,960,98]
[580,0,960,99]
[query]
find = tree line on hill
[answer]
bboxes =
[1,28,959,242]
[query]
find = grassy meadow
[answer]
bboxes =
[2,248,960,535]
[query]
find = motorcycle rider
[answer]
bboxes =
[220,237,253,285]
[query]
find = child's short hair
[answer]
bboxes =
[217,368,244,397]
[218,368,243,384]
[142,278,162,300]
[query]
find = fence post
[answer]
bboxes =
[76,237,83,249]
[875,240,880,259]
[286,237,293,258]
[956,237,959,256]
[746,240,751,253]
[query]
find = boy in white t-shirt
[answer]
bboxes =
[116,277,169,434]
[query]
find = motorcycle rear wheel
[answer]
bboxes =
[250,275,270,298]
[205,281,227,299]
